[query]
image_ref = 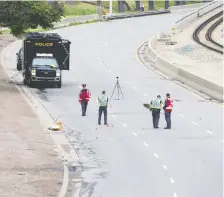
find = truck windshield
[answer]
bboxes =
[32,58,58,67]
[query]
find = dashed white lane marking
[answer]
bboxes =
[112,115,116,118]
[170,178,175,183]
[133,132,138,136]
[132,86,137,89]
[144,94,148,96]
[192,121,198,126]
[122,123,127,127]
[144,142,148,147]
[153,153,159,159]
[124,81,128,83]
[206,130,213,135]
[162,165,168,170]
[179,114,184,117]
[173,192,177,197]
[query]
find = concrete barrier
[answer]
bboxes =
[145,37,223,101]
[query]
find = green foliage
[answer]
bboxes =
[0,1,65,38]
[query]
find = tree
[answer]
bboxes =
[0,1,64,38]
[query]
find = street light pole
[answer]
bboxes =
[109,0,112,15]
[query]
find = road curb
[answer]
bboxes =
[103,10,170,20]
[0,39,79,197]
[144,37,223,102]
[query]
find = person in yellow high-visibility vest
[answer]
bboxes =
[149,95,163,128]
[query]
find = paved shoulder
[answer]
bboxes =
[0,34,63,197]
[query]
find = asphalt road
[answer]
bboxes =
[3,11,223,197]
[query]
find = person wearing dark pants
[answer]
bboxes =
[149,95,163,128]
[163,93,173,129]
[81,101,88,116]
[78,84,91,116]
[98,90,108,125]
[165,111,171,129]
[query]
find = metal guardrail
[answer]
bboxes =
[175,0,218,25]
[193,11,223,54]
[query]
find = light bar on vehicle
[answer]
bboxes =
[36,53,53,57]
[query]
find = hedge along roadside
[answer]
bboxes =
[145,37,223,102]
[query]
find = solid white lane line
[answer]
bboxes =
[112,115,116,118]
[132,132,138,136]
[122,123,127,127]
[170,178,175,183]
[153,153,159,159]
[124,81,128,83]
[179,114,184,117]
[144,94,148,96]
[173,192,177,197]
[132,86,137,89]
[206,130,213,135]
[144,142,148,147]
[162,165,168,170]
[192,121,198,126]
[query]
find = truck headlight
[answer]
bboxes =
[56,70,61,77]
[31,69,36,76]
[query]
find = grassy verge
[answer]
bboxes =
[0,20,100,35]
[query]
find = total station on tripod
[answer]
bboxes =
[110,76,124,100]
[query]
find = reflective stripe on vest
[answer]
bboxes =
[98,95,108,106]
[150,98,162,109]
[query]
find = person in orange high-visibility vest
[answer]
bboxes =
[163,93,173,129]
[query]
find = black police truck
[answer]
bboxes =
[16,32,71,88]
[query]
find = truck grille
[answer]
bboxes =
[36,70,56,77]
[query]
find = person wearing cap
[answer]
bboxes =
[98,90,108,125]
[149,95,163,128]
[79,84,91,116]
[163,93,173,129]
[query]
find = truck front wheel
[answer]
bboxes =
[57,80,61,88]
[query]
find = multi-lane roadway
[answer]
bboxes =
[3,10,223,197]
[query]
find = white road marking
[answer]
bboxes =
[221,140,224,143]
[124,81,128,83]
[144,142,148,146]
[192,121,198,126]
[153,153,159,159]
[78,86,82,89]
[108,70,112,72]
[132,86,137,89]
[122,123,127,127]
[112,115,116,118]
[133,132,138,136]
[170,178,175,183]
[179,114,184,117]
[173,192,177,197]
[144,94,148,96]
[206,130,212,135]
[162,165,168,170]
[97,57,100,59]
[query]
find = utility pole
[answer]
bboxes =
[96,0,102,20]
[109,0,112,15]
